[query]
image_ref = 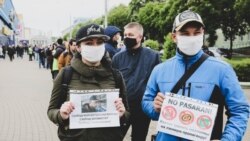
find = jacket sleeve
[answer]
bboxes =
[47,69,68,126]
[141,66,161,120]
[220,65,250,141]
[58,53,65,71]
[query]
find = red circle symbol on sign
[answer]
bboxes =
[179,110,194,125]
[161,106,177,120]
[197,115,213,130]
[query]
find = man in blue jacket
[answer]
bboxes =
[112,22,161,141]
[142,10,249,141]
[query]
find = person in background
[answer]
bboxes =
[104,26,122,58]
[112,22,161,141]
[58,39,77,71]
[52,38,65,79]
[142,10,250,141]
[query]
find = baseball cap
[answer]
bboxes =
[76,24,110,44]
[172,10,204,32]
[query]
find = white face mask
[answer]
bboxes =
[176,34,203,56]
[80,44,105,63]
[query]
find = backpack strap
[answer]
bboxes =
[171,53,209,93]
[58,66,74,106]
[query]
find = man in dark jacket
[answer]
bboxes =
[104,26,122,58]
[112,22,161,141]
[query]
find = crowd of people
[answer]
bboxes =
[47,11,249,141]
[1,9,249,141]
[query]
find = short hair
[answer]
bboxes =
[124,22,144,36]
[57,38,63,45]
[69,39,76,46]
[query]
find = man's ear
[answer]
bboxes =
[171,33,177,43]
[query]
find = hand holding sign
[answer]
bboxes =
[60,101,75,120]
[115,98,125,117]
[154,92,165,113]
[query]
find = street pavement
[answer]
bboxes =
[0,55,249,141]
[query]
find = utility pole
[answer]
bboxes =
[70,14,72,39]
[104,0,108,28]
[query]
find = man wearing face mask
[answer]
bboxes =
[48,23,130,141]
[104,26,122,59]
[142,10,249,141]
[112,22,161,141]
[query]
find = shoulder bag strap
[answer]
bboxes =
[171,53,209,94]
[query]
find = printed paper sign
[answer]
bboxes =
[157,93,218,141]
[69,89,120,129]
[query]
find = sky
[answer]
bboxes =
[12,0,131,36]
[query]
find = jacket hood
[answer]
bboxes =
[104,26,121,39]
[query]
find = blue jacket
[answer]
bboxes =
[112,47,161,102]
[142,50,250,141]
[104,26,122,58]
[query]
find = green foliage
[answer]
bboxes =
[162,33,176,60]
[144,39,160,51]
[224,58,250,81]
[235,0,250,24]
[137,2,165,42]
[107,4,130,30]
[63,33,70,41]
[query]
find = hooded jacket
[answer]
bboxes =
[142,50,250,141]
[104,26,122,58]
[48,53,129,141]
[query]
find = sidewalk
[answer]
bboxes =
[240,82,250,89]
[0,56,249,141]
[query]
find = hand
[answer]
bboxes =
[154,92,165,113]
[114,98,126,118]
[59,101,75,120]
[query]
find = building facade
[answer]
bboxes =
[0,0,19,46]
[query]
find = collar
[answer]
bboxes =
[176,49,204,65]
[127,46,143,55]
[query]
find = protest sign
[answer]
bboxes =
[70,89,120,129]
[157,93,218,141]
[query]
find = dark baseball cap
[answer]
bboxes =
[76,24,110,44]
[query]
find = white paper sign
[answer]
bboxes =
[157,93,218,141]
[69,89,120,129]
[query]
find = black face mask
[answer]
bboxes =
[124,37,137,49]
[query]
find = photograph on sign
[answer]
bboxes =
[69,89,120,129]
[157,93,218,141]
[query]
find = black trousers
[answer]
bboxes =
[123,100,151,141]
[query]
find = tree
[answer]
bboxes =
[137,2,165,42]
[143,39,160,51]
[162,33,176,60]
[107,4,130,30]
[234,0,250,24]
[217,0,248,58]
